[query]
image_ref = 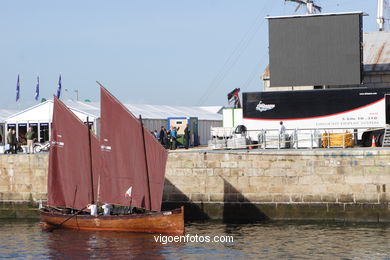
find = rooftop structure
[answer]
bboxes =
[263,31,390,91]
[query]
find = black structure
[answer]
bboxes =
[268,12,363,87]
[243,87,390,122]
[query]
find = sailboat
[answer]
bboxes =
[40,86,184,234]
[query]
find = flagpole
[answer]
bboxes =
[16,75,20,109]
[35,76,40,102]
[57,74,62,99]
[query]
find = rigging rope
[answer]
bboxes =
[196,2,274,105]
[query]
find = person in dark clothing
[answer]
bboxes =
[7,129,17,154]
[159,126,170,149]
[166,130,171,149]
[159,127,165,145]
[6,129,12,154]
[184,126,190,149]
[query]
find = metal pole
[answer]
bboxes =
[139,115,152,211]
[37,121,41,143]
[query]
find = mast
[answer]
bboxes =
[139,115,152,211]
[378,0,385,31]
[87,116,95,204]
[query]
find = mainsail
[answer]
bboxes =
[48,97,100,210]
[99,86,168,211]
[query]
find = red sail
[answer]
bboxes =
[99,86,167,211]
[48,98,100,210]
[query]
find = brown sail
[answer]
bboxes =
[41,87,184,234]
[99,86,168,211]
[47,97,100,210]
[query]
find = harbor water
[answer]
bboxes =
[1,219,390,259]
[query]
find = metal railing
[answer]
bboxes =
[248,127,385,150]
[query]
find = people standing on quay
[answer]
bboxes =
[159,126,168,148]
[279,121,286,135]
[153,129,159,140]
[279,121,286,148]
[7,129,17,154]
[184,125,190,149]
[159,126,165,145]
[6,129,12,153]
[26,127,36,154]
[171,127,178,150]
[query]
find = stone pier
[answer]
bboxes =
[1,149,390,221]
[163,149,390,222]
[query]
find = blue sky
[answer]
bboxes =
[1,0,380,108]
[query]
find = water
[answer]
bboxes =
[1,219,390,259]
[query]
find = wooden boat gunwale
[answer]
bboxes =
[40,206,183,220]
[40,206,185,234]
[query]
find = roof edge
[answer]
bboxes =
[265,11,364,20]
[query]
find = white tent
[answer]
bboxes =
[2,100,222,146]
[4,100,99,145]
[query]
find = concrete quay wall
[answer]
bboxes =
[1,149,390,221]
[0,154,48,218]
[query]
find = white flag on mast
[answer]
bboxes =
[125,186,132,198]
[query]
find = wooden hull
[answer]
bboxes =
[40,207,184,234]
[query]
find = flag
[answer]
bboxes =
[125,186,133,198]
[16,75,20,102]
[35,76,40,101]
[56,74,62,98]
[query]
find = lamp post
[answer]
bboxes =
[64,89,69,100]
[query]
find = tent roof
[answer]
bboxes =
[0,109,19,123]
[123,104,222,120]
[3,100,222,123]
[6,100,99,123]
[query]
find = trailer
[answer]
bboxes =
[239,87,390,148]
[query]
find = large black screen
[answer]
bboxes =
[268,13,362,87]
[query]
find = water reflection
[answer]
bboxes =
[46,230,166,259]
[1,220,390,259]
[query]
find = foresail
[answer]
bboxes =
[48,98,100,210]
[99,86,167,211]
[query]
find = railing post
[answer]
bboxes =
[310,131,313,149]
[295,129,298,149]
